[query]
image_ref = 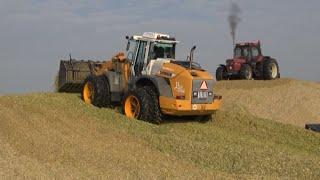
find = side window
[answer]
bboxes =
[251,47,259,57]
[234,47,242,58]
[134,41,147,76]
[127,40,138,61]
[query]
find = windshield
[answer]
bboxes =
[148,42,175,61]
[234,46,249,58]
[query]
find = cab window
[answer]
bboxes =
[148,42,175,61]
[134,41,147,76]
[127,40,138,61]
[243,47,249,57]
[234,47,242,58]
[251,47,259,57]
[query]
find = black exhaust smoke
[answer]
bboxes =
[228,2,241,47]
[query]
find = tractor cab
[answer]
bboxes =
[233,41,262,61]
[216,40,280,81]
[225,41,264,73]
[125,32,178,76]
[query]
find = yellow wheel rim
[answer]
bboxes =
[83,82,94,104]
[124,95,140,119]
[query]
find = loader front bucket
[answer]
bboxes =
[57,60,100,93]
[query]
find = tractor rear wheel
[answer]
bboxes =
[239,64,253,80]
[82,75,111,107]
[263,59,279,80]
[216,66,228,81]
[122,87,152,121]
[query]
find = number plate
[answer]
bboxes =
[198,91,208,99]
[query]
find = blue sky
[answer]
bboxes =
[0,0,319,94]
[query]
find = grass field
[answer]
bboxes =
[0,79,319,179]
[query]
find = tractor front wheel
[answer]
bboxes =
[216,66,228,81]
[239,64,253,80]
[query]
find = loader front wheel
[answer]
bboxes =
[122,88,152,121]
[82,75,111,107]
[83,81,95,104]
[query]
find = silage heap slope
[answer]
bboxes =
[0,79,320,178]
[215,78,320,127]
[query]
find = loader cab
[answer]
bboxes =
[126,32,177,76]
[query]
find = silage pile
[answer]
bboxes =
[215,78,320,127]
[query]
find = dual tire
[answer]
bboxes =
[82,75,111,107]
[122,86,163,124]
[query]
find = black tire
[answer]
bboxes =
[199,114,212,123]
[144,86,163,124]
[239,64,253,80]
[82,75,111,107]
[122,87,152,121]
[216,66,228,81]
[263,59,279,80]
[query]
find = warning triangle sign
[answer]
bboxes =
[200,81,208,90]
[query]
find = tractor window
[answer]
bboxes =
[251,47,259,57]
[234,47,242,58]
[243,48,249,57]
[148,42,175,61]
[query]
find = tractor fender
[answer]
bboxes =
[262,56,271,61]
[131,75,173,97]
[218,64,227,69]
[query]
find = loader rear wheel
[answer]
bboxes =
[144,86,163,124]
[197,114,213,123]
[122,87,152,121]
[240,64,253,80]
[263,59,279,80]
[82,75,111,107]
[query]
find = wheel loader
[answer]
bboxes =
[58,32,222,123]
[216,41,280,81]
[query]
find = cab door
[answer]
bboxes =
[133,41,147,76]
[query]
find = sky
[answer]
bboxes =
[0,0,319,94]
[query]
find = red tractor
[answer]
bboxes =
[216,41,280,80]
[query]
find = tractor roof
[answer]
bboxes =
[236,40,261,47]
[131,32,179,44]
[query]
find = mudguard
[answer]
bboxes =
[131,75,173,97]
